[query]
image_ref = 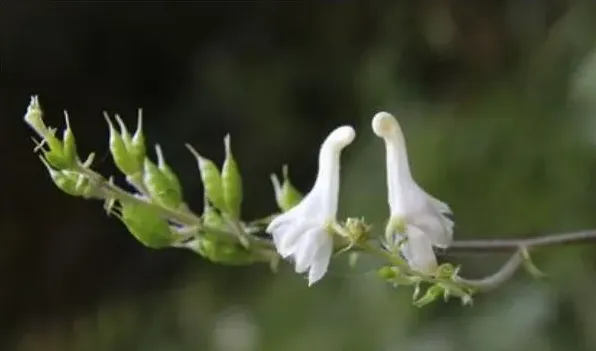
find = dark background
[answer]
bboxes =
[3,1,596,350]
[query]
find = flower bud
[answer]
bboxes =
[270,165,303,212]
[221,135,243,218]
[414,284,444,307]
[41,158,92,197]
[143,157,182,208]
[105,113,141,176]
[61,111,78,168]
[114,114,133,148]
[130,109,147,169]
[377,266,417,286]
[24,96,48,137]
[24,97,75,170]
[203,200,224,229]
[155,145,182,198]
[435,263,457,279]
[186,144,226,211]
[186,237,258,265]
[119,200,175,248]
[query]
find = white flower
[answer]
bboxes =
[266,126,356,286]
[372,112,454,274]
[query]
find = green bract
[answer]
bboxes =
[119,200,175,249]
[187,237,258,265]
[143,157,183,209]
[105,112,146,176]
[61,112,78,167]
[155,145,183,199]
[186,144,227,212]
[270,165,303,212]
[222,135,243,218]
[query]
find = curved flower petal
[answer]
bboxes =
[307,233,333,286]
[402,225,437,274]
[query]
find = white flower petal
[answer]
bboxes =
[293,227,330,274]
[403,225,438,274]
[307,232,333,286]
[410,213,452,248]
[274,222,309,258]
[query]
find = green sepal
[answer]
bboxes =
[143,157,182,208]
[186,144,226,211]
[270,165,303,212]
[119,200,175,248]
[221,135,243,218]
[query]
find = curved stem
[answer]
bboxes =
[456,251,524,292]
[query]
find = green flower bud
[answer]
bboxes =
[130,109,146,168]
[377,266,397,280]
[377,266,417,286]
[143,157,182,208]
[119,200,175,248]
[187,237,258,266]
[41,157,92,197]
[61,111,78,168]
[114,114,133,148]
[221,135,243,218]
[24,97,74,169]
[414,285,444,307]
[24,96,48,137]
[270,165,303,212]
[186,144,226,211]
[105,113,139,176]
[203,200,224,229]
[435,263,457,279]
[155,145,182,198]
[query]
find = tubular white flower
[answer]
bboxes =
[266,126,356,286]
[372,112,454,274]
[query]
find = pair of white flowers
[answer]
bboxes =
[267,112,454,286]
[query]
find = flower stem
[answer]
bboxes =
[74,164,201,225]
[444,230,596,254]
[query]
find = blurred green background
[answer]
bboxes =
[3,1,596,350]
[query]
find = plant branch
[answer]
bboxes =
[74,164,201,226]
[442,229,596,254]
[456,251,524,292]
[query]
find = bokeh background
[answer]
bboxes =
[3,1,596,350]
